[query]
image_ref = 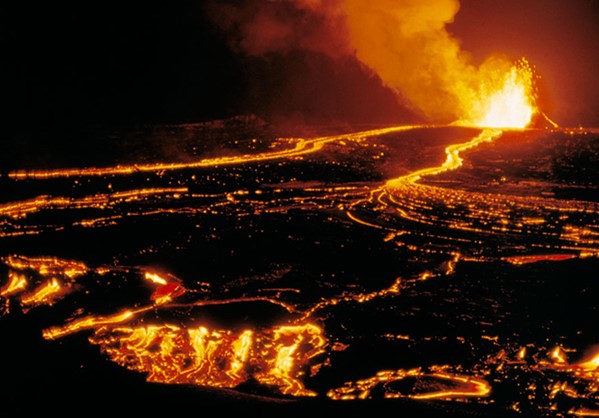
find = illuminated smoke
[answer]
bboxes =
[205,0,349,57]
[206,0,537,126]
[342,0,469,122]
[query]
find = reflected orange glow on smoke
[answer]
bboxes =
[207,0,588,126]
[341,0,540,127]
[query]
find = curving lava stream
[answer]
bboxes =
[1,73,598,415]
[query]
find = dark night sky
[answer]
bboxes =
[2,1,599,148]
[2,3,242,128]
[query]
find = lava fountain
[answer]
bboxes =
[460,58,537,129]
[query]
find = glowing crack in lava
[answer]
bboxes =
[3,0,599,414]
[87,323,326,397]
[2,256,327,397]
[1,113,599,415]
[1,54,598,415]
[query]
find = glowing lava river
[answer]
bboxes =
[1,117,598,417]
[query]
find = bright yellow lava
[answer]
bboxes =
[476,66,535,128]
[461,60,537,129]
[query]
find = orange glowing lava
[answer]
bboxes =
[0,255,90,311]
[0,253,327,397]
[578,352,599,372]
[327,365,491,401]
[460,59,537,129]
[0,109,595,414]
[87,322,326,397]
[7,126,423,180]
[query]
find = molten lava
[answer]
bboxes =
[461,59,537,129]
[0,112,597,415]
[88,322,326,397]
[327,365,491,401]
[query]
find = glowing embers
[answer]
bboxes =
[461,58,537,129]
[0,187,188,219]
[0,255,89,312]
[88,322,326,397]
[549,349,599,415]
[328,365,490,401]
[376,129,599,257]
[487,345,599,415]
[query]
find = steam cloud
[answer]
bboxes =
[206,0,519,124]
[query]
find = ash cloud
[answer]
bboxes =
[205,0,350,57]
[205,0,485,124]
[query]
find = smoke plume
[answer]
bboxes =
[206,0,525,124]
